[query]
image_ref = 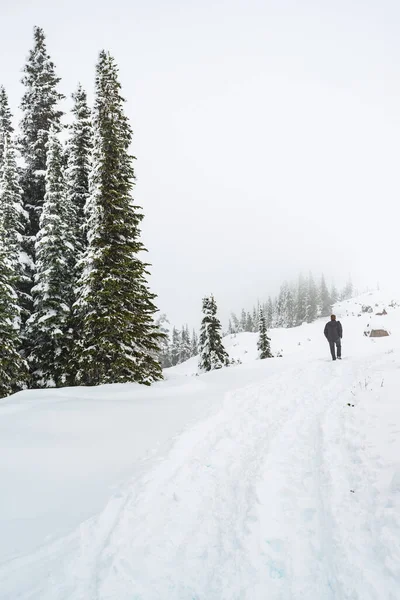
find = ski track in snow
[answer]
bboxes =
[2,351,399,600]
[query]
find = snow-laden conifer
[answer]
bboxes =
[0,137,31,319]
[257,307,273,359]
[26,129,75,387]
[0,243,28,398]
[170,327,181,366]
[73,51,163,386]
[296,274,308,325]
[319,274,332,317]
[191,329,198,356]
[0,142,29,396]
[180,325,191,362]
[306,272,318,323]
[65,84,92,254]
[0,86,13,169]
[19,26,64,242]
[198,295,229,372]
[266,297,274,328]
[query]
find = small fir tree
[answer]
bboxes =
[170,327,181,366]
[155,313,171,368]
[319,274,332,317]
[341,277,353,301]
[230,312,240,333]
[296,274,308,325]
[245,311,253,332]
[198,295,229,372]
[180,325,192,362]
[330,283,339,306]
[191,329,198,356]
[306,272,318,323]
[73,51,163,386]
[257,308,273,359]
[266,296,274,328]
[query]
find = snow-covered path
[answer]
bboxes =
[2,346,399,599]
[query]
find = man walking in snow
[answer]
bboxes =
[324,314,343,361]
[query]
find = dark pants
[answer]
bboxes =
[329,338,341,360]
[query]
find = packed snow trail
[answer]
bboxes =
[2,350,398,600]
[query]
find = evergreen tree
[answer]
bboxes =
[198,295,229,372]
[240,308,247,332]
[330,283,339,306]
[0,137,31,320]
[230,312,240,333]
[19,26,64,243]
[26,129,75,387]
[319,274,332,317]
[191,329,198,356]
[65,84,92,253]
[0,86,13,169]
[245,311,253,332]
[155,313,171,368]
[266,296,274,328]
[0,156,29,396]
[170,327,180,366]
[73,51,163,386]
[306,272,318,323]
[252,306,258,332]
[285,284,296,328]
[257,307,273,359]
[276,282,289,327]
[0,240,28,398]
[180,325,191,362]
[341,277,353,301]
[295,274,308,325]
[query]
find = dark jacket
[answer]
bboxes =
[324,320,343,342]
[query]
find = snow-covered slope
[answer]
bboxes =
[1,291,400,599]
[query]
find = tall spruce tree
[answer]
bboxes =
[0,86,13,169]
[19,26,64,243]
[66,84,92,254]
[73,51,162,386]
[257,307,273,359]
[26,129,75,387]
[198,295,229,372]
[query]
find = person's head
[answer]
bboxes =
[331,314,336,321]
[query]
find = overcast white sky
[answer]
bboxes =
[1,0,399,328]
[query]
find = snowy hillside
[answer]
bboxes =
[1,291,400,599]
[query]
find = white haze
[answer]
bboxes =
[1,0,399,327]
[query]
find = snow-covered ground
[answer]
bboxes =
[1,291,400,599]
